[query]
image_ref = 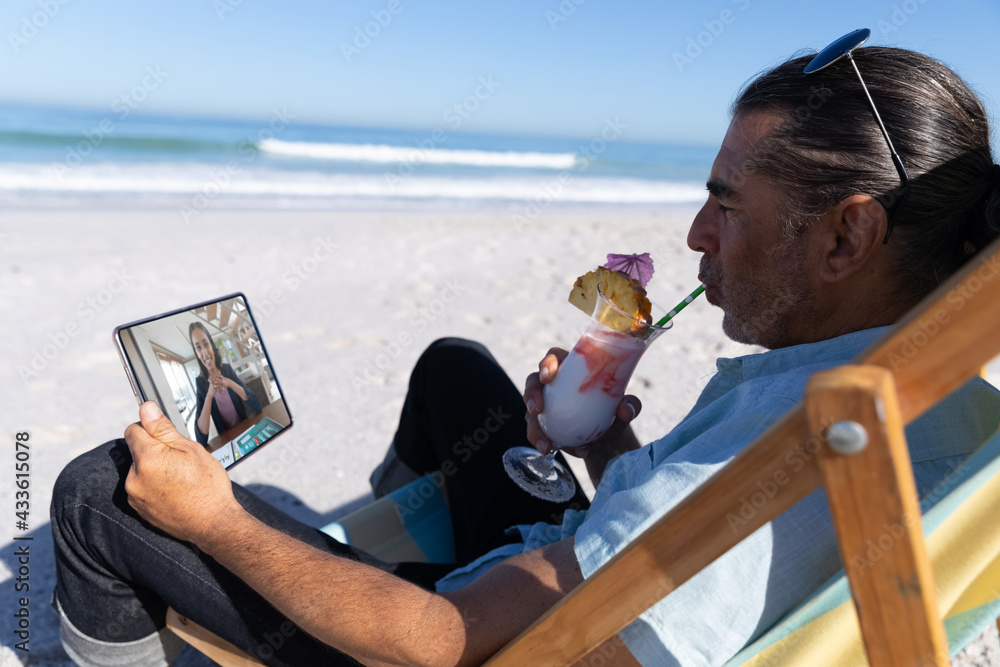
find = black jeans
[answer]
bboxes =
[50,338,588,666]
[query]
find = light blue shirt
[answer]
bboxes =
[436,327,1000,665]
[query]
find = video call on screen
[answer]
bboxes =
[118,296,290,468]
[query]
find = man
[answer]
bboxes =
[51,40,1000,665]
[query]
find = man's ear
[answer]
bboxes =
[817,195,887,282]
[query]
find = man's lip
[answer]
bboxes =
[700,280,719,304]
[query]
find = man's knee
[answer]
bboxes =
[419,337,497,371]
[51,440,131,517]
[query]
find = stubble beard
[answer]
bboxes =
[701,239,814,350]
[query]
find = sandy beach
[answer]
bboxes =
[1,203,997,665]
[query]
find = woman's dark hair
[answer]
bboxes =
[189,321,222,379]
[732,46,999,304]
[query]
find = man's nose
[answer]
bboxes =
[687,201,719,255]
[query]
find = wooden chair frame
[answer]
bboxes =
[169,238,1000,666]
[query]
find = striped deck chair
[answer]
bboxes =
[318,473,454,565]
[168,237,1000,666]
[727,430,1000,665]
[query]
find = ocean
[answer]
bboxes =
[0,103,713,209]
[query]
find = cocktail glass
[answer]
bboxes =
[503,286,670,502]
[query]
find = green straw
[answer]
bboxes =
[654,284,706,328]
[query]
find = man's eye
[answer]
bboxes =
[718,203,733,214]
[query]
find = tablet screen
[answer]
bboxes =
[114,293,291,469]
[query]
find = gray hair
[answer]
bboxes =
[733,46,998,304]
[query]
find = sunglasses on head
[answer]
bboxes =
[804,28,911,244]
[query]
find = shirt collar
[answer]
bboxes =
[715,326,893,384]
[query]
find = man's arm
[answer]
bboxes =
[124,402,637,666]
[202,512,583,666]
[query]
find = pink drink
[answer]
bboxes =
[538,289,668,450]
[539,328,648,448]
[503,283,670,503]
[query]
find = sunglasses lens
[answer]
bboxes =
[803,28,871,74]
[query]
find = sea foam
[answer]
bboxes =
[0,162,705,204]
[259,139,577,169]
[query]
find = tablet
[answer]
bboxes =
[113,293,292,469]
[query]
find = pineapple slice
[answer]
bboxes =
[568,267,652,335]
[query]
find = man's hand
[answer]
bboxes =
[124,401,242,545]
[523,348,643,486]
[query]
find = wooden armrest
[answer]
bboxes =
[166,607,263,666]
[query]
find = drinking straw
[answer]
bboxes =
[654,284,706,328]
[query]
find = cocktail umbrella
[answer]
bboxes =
[604,252,654,287]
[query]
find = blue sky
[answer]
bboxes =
[1,0,998,145]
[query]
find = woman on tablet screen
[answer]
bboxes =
[189,322,261,447]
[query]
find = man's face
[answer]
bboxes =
[687,112,821,349]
